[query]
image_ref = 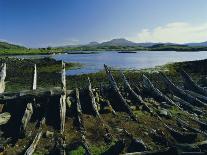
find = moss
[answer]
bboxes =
[68,146,85,155]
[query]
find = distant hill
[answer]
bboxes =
[0,41,26,49]
[99,38,137,46]
[85,38,197,47]
[87,41,99,46]
[186,41,207,47]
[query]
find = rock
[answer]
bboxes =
[158,109,172,118]
[45,131,54,138]
[115,128,123,133]
[0,112,11,125]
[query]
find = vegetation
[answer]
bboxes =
[0,41,25,50]
[1,57,207,154]
[1,41,207,55]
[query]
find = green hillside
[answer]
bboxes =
[0,41,26,49]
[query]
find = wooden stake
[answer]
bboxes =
[24,131,43,155]
[32,64,37,90]
[60,61,66,134]
[0,63,6,93]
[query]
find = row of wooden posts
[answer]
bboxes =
[1,61,207,154]
[0,62,67,155]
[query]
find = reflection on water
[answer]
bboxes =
[3,51,207,75]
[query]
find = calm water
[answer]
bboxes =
[6,51,207,75]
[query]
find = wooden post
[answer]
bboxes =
[24,131,43,155]
[0,63,6,93]
[160,72,207,108]
[104,64,137,121]
[60,61,66,134]
[20,103,33,136]
[32,64,37,90]
[120,71,151,113]
[88,77,100,117]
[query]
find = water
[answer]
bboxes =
[5,51,207,75]
[53,51,207,75]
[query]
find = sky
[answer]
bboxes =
[0,0,207,47]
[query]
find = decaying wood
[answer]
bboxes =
[176,140,207,153]
[0,104,3,113]
[88,77,101,117]
[184,90,207,103]
[74,88,91,154]
[24,131,42,155]
[103,139,125,155]
[181,70,207,96]
[190,117,207,131]
[0,88,70,102]
[124,147,178,155]
[171,95,203,115]
[104,64,137,121]
[74,88,84,132]
[120,71,151,113]
[142,75,179,108]
[177,118,207,136]
[32,64,37,90]
[99,83,116,115]
[81,135,92,155]
[0,63,6,93]
[160,72,207,108]
[20,103,33,136]
[0,112,11,125]
[60,61,66,134]
[165,124,197,143]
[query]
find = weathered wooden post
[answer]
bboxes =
[20,103,33,136]
[60,61,66,134]
[24,131,43,155]
[32,64,37,90]
[56,61,67,155]
[104,64,138,121]
[0,63,6,93]
[88,77,100,117]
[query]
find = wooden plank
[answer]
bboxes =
[20,103,33,136]
[181,70,207,96]
[120,71,151,113]
[160,72,207,108]
[24,131,43,155]
[88,77,100,117]
[32,64,37,90]
[60,61,66,134]
[0,63,6,93]
[104,64,137,121]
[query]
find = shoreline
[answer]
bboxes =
[1,56,206,91]
[1,49,207,56]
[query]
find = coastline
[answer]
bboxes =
[1,56,206,91]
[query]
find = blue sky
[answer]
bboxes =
[0,0,207,47]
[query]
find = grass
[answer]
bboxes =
[1,57,207,155]
[0,48,63,55]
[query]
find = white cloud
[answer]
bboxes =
[129,22,207,43]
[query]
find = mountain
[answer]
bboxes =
[0,41,26,49]
[186,41,207,47]
[87,41,99,46]
[86,39,186,47]
[99,38,138,46]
